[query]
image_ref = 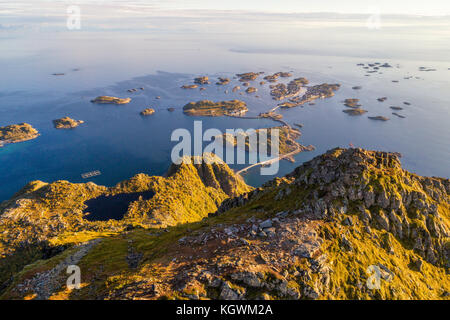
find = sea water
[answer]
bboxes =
[1,7,449,201]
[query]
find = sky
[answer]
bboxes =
[159,0,450,16]
[1,0,450,16]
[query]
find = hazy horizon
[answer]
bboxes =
[1,0,450,16]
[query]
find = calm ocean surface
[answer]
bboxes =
[1,8,449,201]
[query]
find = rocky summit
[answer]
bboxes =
[0,149,448,300]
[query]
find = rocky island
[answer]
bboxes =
[259,111,283,120]
[183,100,248,117]
[392,112,406,118]
[263,72,293,83]
[52,117,84,129]
[216,77,230,85]
[270,78,306,101]
[236,72,262,82]
[0,123,40,147]
[280,83,340,108]
[217,125,307,162]
[343,98,361,108]
[368,116,390,121]
[343,108,368,116]
[194,76,210,85]
[91,96,131,104]
[181,84,199,89]
[140,108,156,116]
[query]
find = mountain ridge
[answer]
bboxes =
[0,148,448,300]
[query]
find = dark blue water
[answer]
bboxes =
[84,191,155,221]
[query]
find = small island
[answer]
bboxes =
[236,72,262,82]
[246,87,257,94]
[343,98,361,108]
[368,116,390,121]
[264,74,279,82]
[263,72,293,83]
[91,96,131,104]
[181,84,198,89]
[392,112,406,118]
[194,76,210,85]
[140,108,156,116]
[183,100,248,117]
[0,123,40,147]
[270,79,305,100]
[259,111,283,120]
[217,126,311,162]
[216,77,230,85]
[343,108,368,116]
[280,83,340,107]
[52,117,84,129]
